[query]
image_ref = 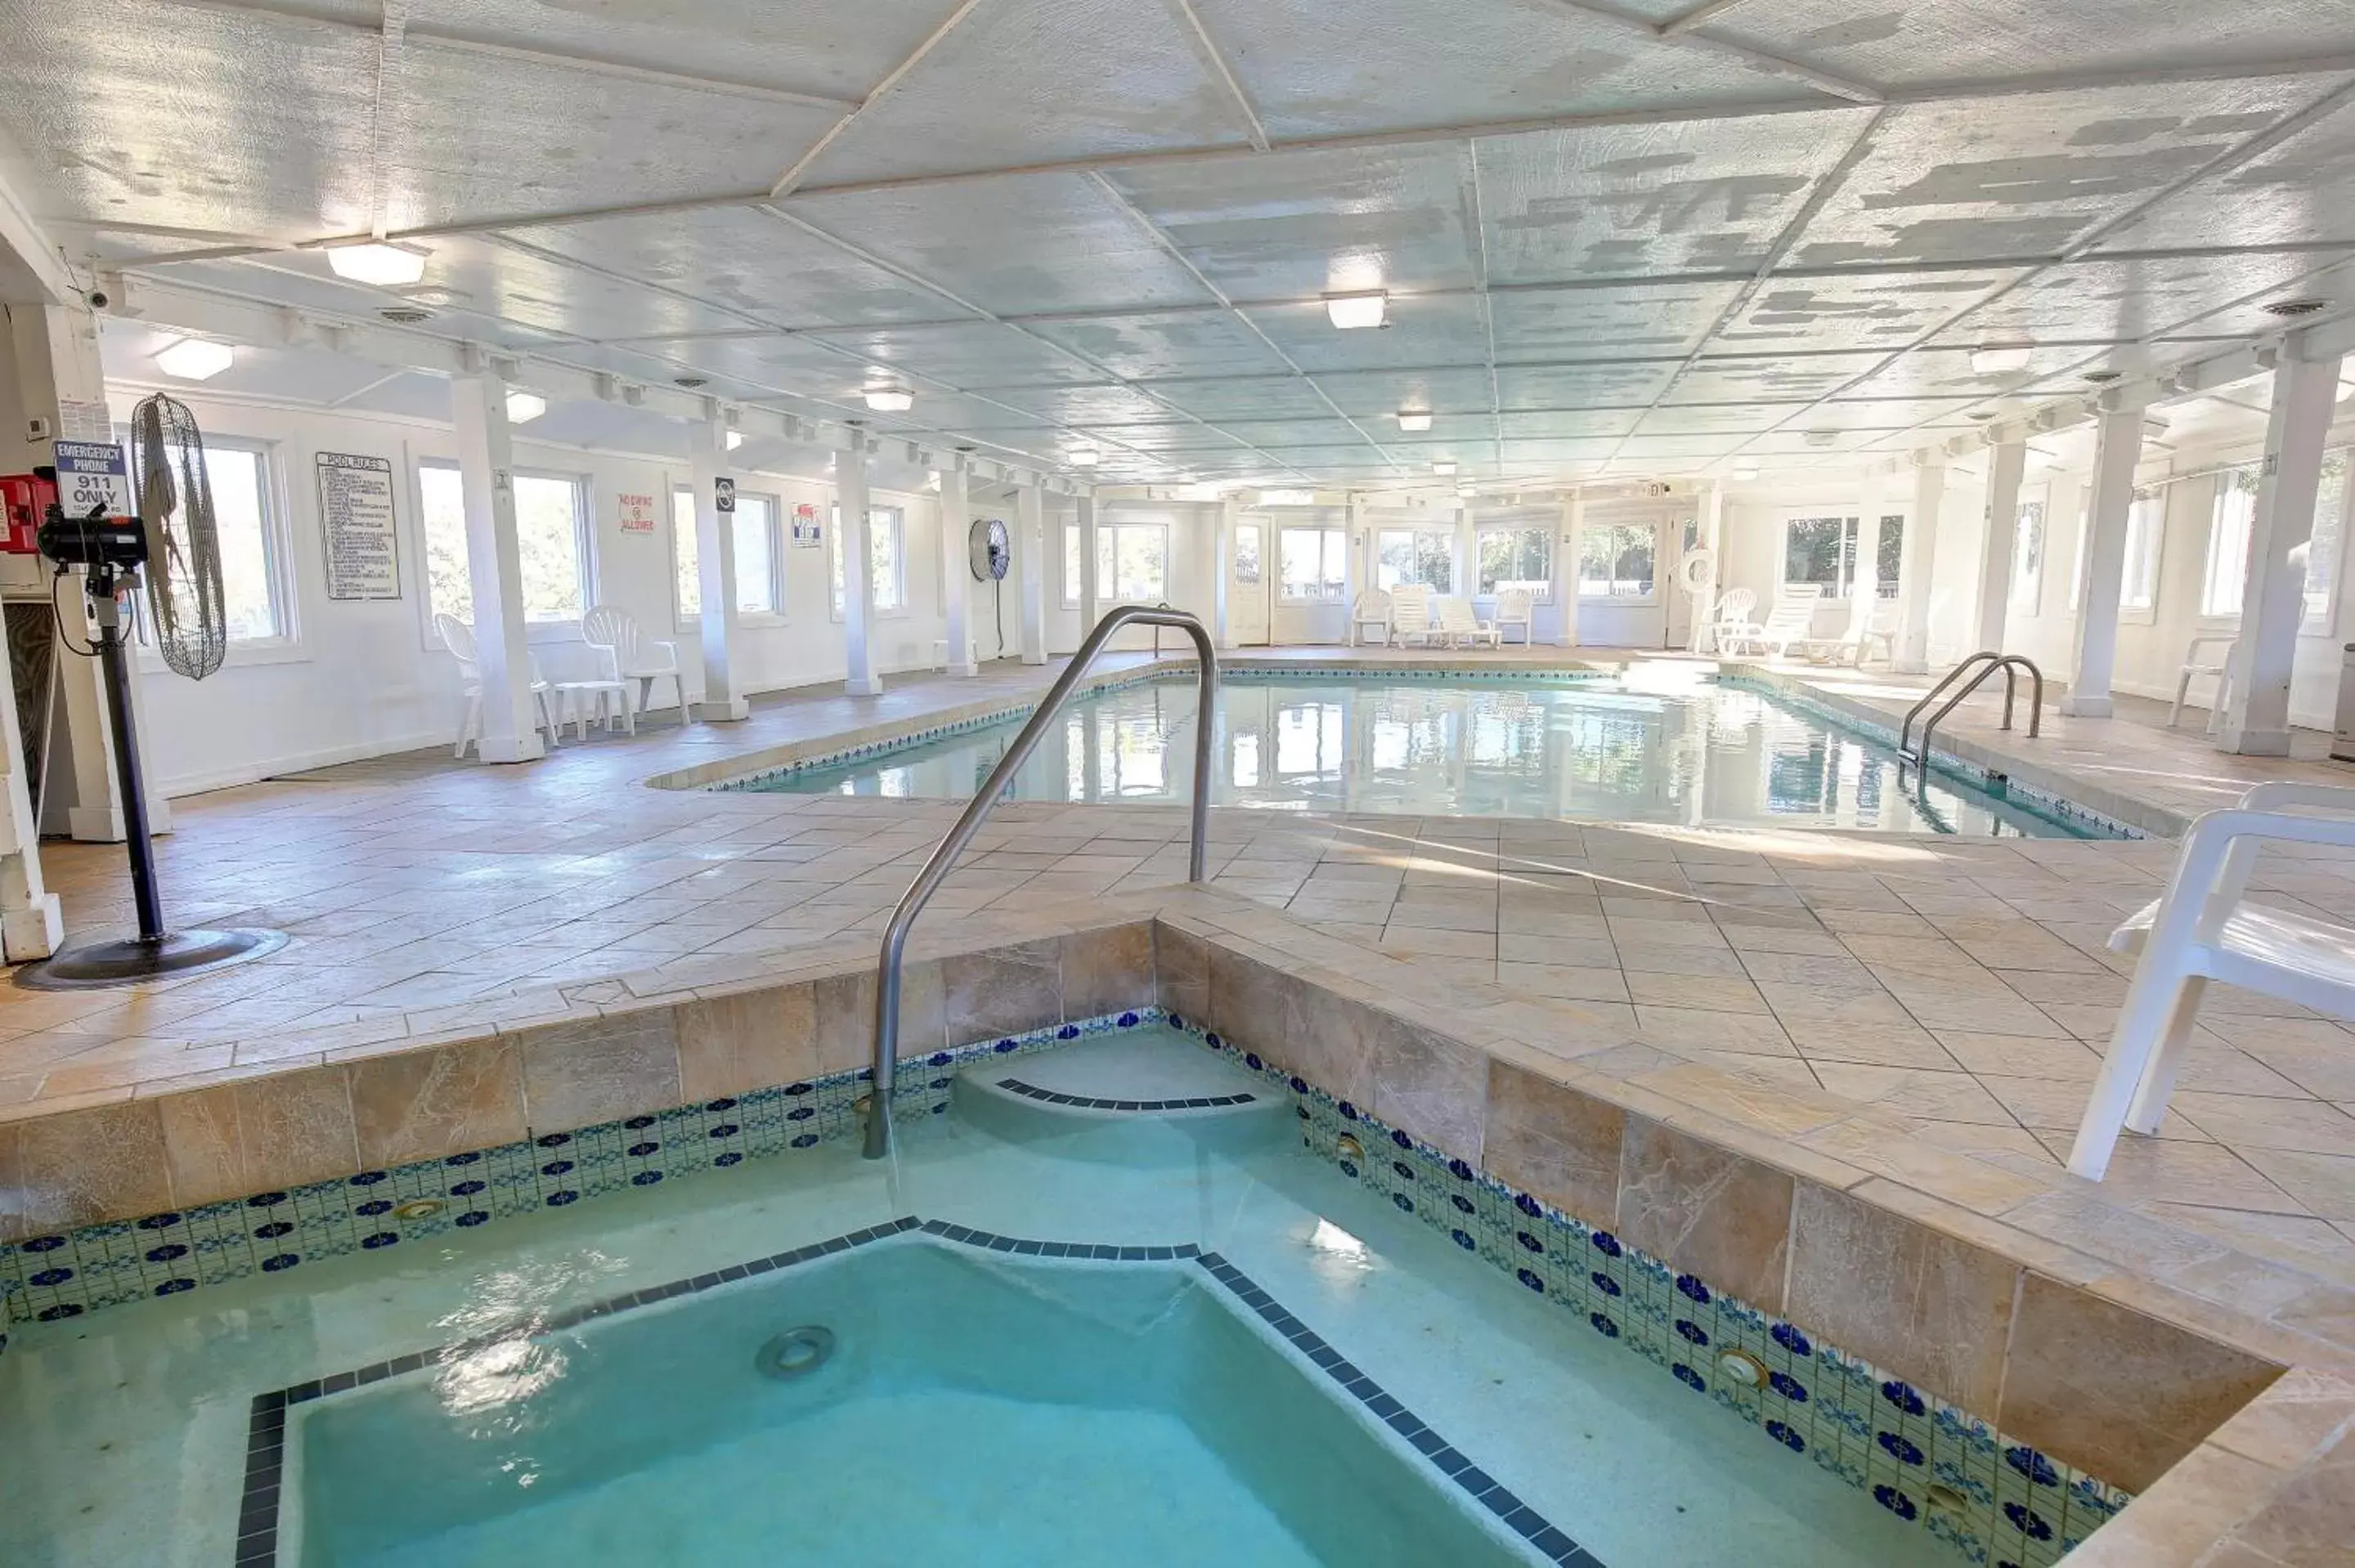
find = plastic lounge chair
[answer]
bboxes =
[435,611,562,757]
[1494,586,1536,645]
[1727,584,1824,658]
[2066,782,2355,1180]
[1388,584,1442,647]
[1437,595,1501,648]
[1351,589,1393,648]
[584,603,689,727]
[2169,633,2238,733]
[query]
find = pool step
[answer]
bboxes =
[952,1033,1290,1162]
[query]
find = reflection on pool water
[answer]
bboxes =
[744,668,2111,838]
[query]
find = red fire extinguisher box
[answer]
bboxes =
[0,472,56,554]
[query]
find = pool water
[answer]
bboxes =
[0,1026,1955,1568]
[741,669,2108,838]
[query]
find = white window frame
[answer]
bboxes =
[1276,524,1348,603]
[1577,522,1658,603]
[1096,519,1169,606]
[2202,465,2259,623]
[2009,498,2047,615]
[2303,448,2353,635]
[416,458,594,644]
[1474,522,1553,601]
[830,503,907,621]
[2119,487,2164,625]
[1374,525,1456,595]
[128,433,303,665]
[673,485,785,625]
[1061,521,1082,609]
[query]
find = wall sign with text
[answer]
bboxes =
[315,451,400,600]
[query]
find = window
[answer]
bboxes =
[1375,526,1454,594]
[672,488,781,618]
[2308,450,2350,629]
[1578,523,1655,599]
[1477,524,1552,598]
[1234,524,1262,585]
[2121,489,2163,616]
[187,441,288,642]
[829,504,904,617]
[2010,500,2046,612]
[1061,522,1082,609]
[419,462,590,625]
[1780,514,1904,601]
[1278,525,1347,600]
[1097,521,1169,603]
[2205,465,2259,618]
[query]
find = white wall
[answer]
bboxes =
[110,391,949,796]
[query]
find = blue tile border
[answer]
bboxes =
[234,1216,1588,1568]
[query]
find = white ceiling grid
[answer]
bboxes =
[4,0,2355,489]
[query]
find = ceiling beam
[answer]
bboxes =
[1536,0,1883,104]
[1167,0,1271,153]
[1463,142,1506,476]
[1661,0,1760,35]
[368,0,409,242]
[0,167,75,306]
[768,0,989,199]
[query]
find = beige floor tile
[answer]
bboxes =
[1931,1031,2104,1081]
[1496,962,1630,1004]
[1634,1006,1797,1055]
[1783,1020,1960,1070]
[1808,1063,2020,1126]
[1624,971,1769,1013]
[1978,1073,2210,1140]
[2023,1133,2310,1216]
[2170,1092,2355,1156]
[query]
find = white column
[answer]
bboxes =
[1016,480,1047,664]
[1971,437,2026,654]
[1453,497,1476,606]
[1895,460,1945,674]
[1076,491,1101,634]
[1687,483,1721,652]
[450,371,542,763]
[2220,349,2345,753]
[837,441,881,697]
[1848,472,1888,638]
[0,305,69,954]
[1559,491,1586,647]
[2060,407,2146,719]
[1213,497,1236,649]
[938,458,975,675]
[689,410,751,718]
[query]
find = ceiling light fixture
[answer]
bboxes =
[1070,446,1100,468]
[325,240,430,287]
[1971,344,2034,375]
[155,337,233,381]
[1456,482,1478,498]
[1732,464,1760,481]
[1397,409,1433,432]
[725,430,744,450]
[1324,290,1388,330]
[505,390,546,423]
[1431,460,1458,477]
[864,382,914,413]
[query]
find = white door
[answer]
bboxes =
[1231,521,1272,645]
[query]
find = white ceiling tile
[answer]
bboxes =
[1664,353,1884,403]
[1495,361,1680,408]
[1144,378,1342,422]
[2096,98,2355,253]
[1298,368,1496,419]
[1021,311,1286,380]
[803,321,1100,387]
[1715,269,2019,355]
[1489,280,1747,361]
[517,208,946,327]
[1237,294,1491,374]
[1947,253,2355,345]
[1499,408,1645,438]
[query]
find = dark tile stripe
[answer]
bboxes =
[994,1077,1257,1113]
[1195,1252,1602,1568]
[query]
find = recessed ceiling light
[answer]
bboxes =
[1070,446,1100,467]
[505,389,545,423]
[1324,290,1388,330]
[725,430,744,450]
[1397,409,1433,432]
[2263,298,2330,318]
[864,382,914,413]
[155,337,233,381]
[1971,344,2034,374]
[325,240,429,287]
[1432,460,1458,477]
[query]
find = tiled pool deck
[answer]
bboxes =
[7,644,2355,1306]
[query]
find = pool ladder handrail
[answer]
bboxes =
[864,605,1218,1159]
[1899,651,2044,769]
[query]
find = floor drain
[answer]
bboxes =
[755,1326,836,1380]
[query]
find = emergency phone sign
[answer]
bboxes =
[52,440,132,518]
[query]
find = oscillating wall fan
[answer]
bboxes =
[968,516,1010,658]
[20,392,283,988]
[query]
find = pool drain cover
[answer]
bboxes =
[755,1326,836,1380]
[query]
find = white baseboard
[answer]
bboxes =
[159,728,455,799]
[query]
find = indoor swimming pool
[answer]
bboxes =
[738,670,2115,838]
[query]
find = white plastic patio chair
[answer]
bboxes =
[1437,595,1502,648]
[583,603,688,727]
[2169,633,2238,733]
[1706,587,1759,656]
[1388,584,1442,647]
[434,612,562,758]
[1838,601,1898,668]
[1351,589,1393,648]
[1723,584,1823,657]
[1494,586,1536,645]
[2066,782,2355,1180]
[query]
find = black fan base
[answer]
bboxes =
[16,927,288,990]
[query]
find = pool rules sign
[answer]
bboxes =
[315,451,401,600]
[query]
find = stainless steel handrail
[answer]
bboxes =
[863,605,1218,1159]
[1900,651,2043,766]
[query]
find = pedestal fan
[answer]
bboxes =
[19,393,283,988]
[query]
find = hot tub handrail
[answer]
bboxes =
[864,606,1218,1158]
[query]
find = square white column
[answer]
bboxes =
[690,407,750,718]
[939,458,976,675]
[1016,481,1047,665]
[2060,408,2144,719]
[1895,461,1945,674]
[1213,497,1236,650]
[837,441,881,697]
[451,371,544,762]
[2219,349,2344,753]
[1557,491,1585,647]
[1076,492,1100,634]
[1971,438,2026,654]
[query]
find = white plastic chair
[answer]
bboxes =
[1839,601,1898,668]
[1437,595,1501,648]
[2066,782,2355,1180]
[1388,584,1442,647]
[2170,633,2238,733]
[582,603,688,727]
[1706,587,1759,656]
[1493,586,1536,646]
[435,611,562,758]
[1723,584,1823,657]
[1351,589,1393,648]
